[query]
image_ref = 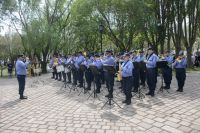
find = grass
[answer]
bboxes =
[0,68,16,78]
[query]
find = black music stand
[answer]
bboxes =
[68,64,79,94]
[78,64,88,95]
[132,62,145,100]
[61,64,72,89]
[101,65,121,109]
[87,65,100,100]
[156,61,169,94]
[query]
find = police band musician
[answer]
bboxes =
[49,48,187,105]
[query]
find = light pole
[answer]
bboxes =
[99,23,104,53]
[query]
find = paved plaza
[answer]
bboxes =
[0,72,200,133]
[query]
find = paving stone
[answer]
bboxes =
[1,72,200,133]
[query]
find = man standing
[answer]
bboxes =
[145,48,158,97]
[121,53,133,105]
[101,50,115,98]
[173,51,187,92]
[16,55,29,100]
[162,51,174,89]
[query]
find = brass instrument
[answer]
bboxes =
[176,55,185,62]
[117,61,122,81]
[53,58,58,67]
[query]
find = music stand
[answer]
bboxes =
[87,65,101,100]
[139,61,147,88]
[78,64,88,95]
[101,65,121,109]
[132,62,145,100]
[67,64,79,94]
[156,61,169,93]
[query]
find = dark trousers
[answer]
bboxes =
[122,76,133,100]
[147,68,156,95]
[52,67,57,79]
[58,72,62,80]
[104,72,114,95]
[78,69,83,86]
[140,68,146,86]
[163,67,172,87]
[85,69,93,88]
[100,70,105,84]
[17,75,26,97]
[67,72,71,82]
[94,74,101,92]
[62,72,66,82]
[175,68,186,90]
[72,69,78,85]
[133,69,140,91]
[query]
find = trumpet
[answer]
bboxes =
[176,55,185,62]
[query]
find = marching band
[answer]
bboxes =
[49,48,187,105]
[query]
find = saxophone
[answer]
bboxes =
[117,61,122,81]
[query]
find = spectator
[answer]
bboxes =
[7,61,13,78]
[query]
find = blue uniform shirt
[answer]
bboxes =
[122,60,133,77]
[75,55,85,69]
[138,55,145,62]
[82,57,93,68]
[101,56,115,66]
[16,59,28,75]
[93,59,103,69]
[164,55,174,67]
[173,58,187,68]
[133,56,142,62]
[146,53,158,68]
[65,57,72,65]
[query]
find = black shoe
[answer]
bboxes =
[51,77,54,79]
[77,84,83,88]
[67,81,71,84]
[55,78,58,80]
[164,86,170,89]
[146,92,151,95]
[133,89,138,93]
[58,79,61,81]
[96,90,100,93]
[126,99,131,105]
[105,94,113,98]
[86,87,91,90]
[105,94,109,97]
[20,96,28,100]
[72,83,77,86]
[122,100,127,104]
[177,89,183,92]
[150,93,155,97]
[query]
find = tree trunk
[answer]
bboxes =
[175,46,181,57]
[1,66,3,77]
[186,47,193,68]
[41,52,47,73]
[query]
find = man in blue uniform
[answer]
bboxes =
[82,54,94,90]
[75,52,85,87]
[145,48,158,97]
[64,55,72,83]
[173,51,187,92]
[16,55,29,100]
[162,51,174,89]
[92,54,103,93]
[132,50,140,92]
[61,55,67,82]
[101,50,115,98]
[121,53,133,105]
[138,50,146,87]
